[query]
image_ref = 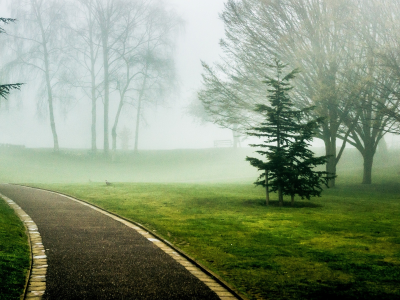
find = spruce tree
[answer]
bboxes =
[246,60,333,206]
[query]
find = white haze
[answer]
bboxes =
[2,0,400,151]
[0,0,233,150]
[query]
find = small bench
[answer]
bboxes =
[214,140,233,147]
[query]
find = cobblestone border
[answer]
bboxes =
[1,193,47,300]
[22,186,247,300]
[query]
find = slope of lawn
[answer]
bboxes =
[1,146,400,299]
[31,180,400,300]
[0,198,30,300]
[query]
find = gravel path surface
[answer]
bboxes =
[0,184,221,300]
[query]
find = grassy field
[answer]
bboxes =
[30,181,400,300]
[1,146,400,299]
[0,198,30,300]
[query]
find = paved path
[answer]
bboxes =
[0,184,227,300]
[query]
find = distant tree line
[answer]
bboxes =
[198,0,400,185]
[1,0,181,156]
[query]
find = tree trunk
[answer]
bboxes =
[324,137,337,187]
[278,185,283,207]
[265,170,269,206]
[37,9,59,152]
[89,21,97,154]
[133,66,149,153]
[362,147,375,184]
[112,95,125,151]
[291,194,294,206]
[103,41,110,157]
[134,96,142,152]
[91,83,97,154]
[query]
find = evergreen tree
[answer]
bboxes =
[246,60,333,206]
[0,18,22,100]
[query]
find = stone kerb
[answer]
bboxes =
[1,193,47,300]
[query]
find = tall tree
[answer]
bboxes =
[65,0,103,154]
[7,0,70,152]
[92,0,126,157]
[336,0,399,184]
[199,0,360,187]
[246,62,332,206]
[130,5,179,152]
[109,1,179,152]
[110,0,149,152]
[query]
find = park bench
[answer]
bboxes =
[214,140,233,147]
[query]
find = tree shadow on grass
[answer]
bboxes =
[243,199,323,208]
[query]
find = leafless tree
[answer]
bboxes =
[199,0,391,186]
[7,0,71,152]
[64,0,104,154]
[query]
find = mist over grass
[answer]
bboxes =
[0,147,258,184]
[0,145,396,185]
[1,146,399,299]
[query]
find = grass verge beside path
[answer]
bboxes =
[32,182,400,300]
[0,198,30,300]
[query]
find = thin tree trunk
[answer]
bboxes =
[112,95,125,151]
[89,15,97,154]
[37,6,59,152]
[102,38,110,157]
[133,64,149,152]
[265,169,269,206]
[91,78,97,153]
[134,95,142,152]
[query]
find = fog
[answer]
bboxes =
[2,0,400,187]
[0,0,232,150]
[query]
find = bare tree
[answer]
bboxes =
[131,6,179,152]
[110,0,149,152]
[338,0,400,183]
[7,0,71,152]
[92,0,127,157]
[64,0,103,154]
[199,0,360,187]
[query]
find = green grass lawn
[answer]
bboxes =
[1,146,400,299]
[31,181,400,300]
[0,198,30,300]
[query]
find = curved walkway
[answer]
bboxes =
[0,184,238,300]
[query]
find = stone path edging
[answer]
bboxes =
[1,192,47,300]
[18,185,247,300]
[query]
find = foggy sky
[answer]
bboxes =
[0,0,232,150]
[1,0,399,150]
